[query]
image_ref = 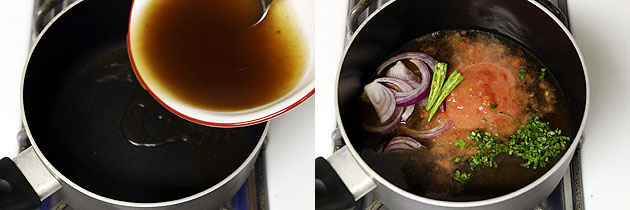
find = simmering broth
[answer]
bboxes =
[358,30,570,201]
[129,0,307,111]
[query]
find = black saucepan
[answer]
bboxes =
[316,0,588,209]
[0,0,268,209]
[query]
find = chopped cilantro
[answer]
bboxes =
[519,69,526,80]
[481,118,487,123]
[455,138,468,149]
[453,170,471,184]
[490,103,498,108]
[454,157,461,163]
[467,129,506,169]
[507,116,569,169]
[538,68,546,80]
[455,116,570,184]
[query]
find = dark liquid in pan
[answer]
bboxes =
[36,46,265,202]
[130,0,307,111]
[358,30,570,201]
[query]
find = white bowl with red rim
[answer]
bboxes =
[127,0,314,127]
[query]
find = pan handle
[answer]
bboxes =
[316,146,377,210]
[315,157,353,210]
[0,147,61,210]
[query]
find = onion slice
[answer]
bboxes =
[364,82,396,124]
[377,52,436,75]
[364,52,447,133]
[371,52,436,108]
[382,136,424,152]
[374,77,423,106]
[363,108,403,133]
[374,77,413,93]
[372,77,417,122]
[401,105,414,122]
[386,61,421,88]
[400,121,454,139]
[394,59,432,106]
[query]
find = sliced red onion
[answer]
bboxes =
[395,85,429,107]
[363,108,403,133]
[377,52,436,75]
[394,59,432,107]
[386,61,421,88]
[401,120,454,139]
[440,102,446,112]
[373,77,421,122]
[374,78,419,104]
[364,52,445,132]
[401,105,414,122]
[374,77,425,107]
[374,77,413,92]
[408,58,433,73]
[372,53,434,108]
[383,136,424,152]
[384,143,415,152]
[364,82,396,124]
[405,79,421,89]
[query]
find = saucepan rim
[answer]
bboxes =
[334,0,590,207]
[19,0,270,207]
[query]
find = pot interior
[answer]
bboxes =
[22,0,266,203]
[338,0,586,201]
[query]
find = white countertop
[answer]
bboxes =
[314,0,630,209]
[314,0,348,159]
[0,0,34,157]
[568,0,630,209]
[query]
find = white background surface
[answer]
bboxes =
[2,0,630,209]
[567,0,630,209]
[314,0,348,160]
[0,0,33,156]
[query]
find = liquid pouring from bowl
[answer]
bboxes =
[127,0,312,127]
